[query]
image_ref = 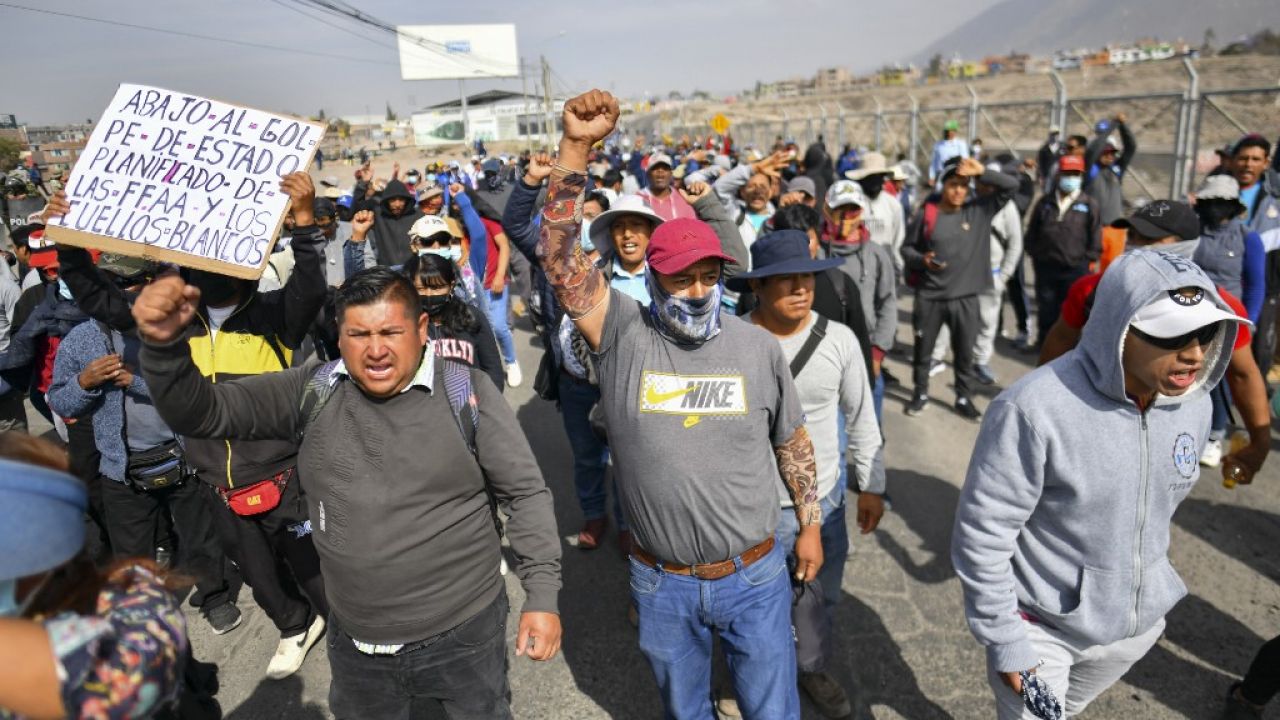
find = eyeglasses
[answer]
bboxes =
[1129,322,1220,350]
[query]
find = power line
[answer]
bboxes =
[268,0,396,51]
[0,1,395,66]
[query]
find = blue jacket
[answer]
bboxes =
[48,321,168,484]
[502,178,563,340]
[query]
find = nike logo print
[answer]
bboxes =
[645,384,694,406]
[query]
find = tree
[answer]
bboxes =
[1202,27,1217,55]
[317,108,327,121]
[927,53,944,78]
[0,137,21,172]
[668,90,684,101]
[385,102,397,122]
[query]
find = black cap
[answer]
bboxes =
[1111,200,1200,241]
[312,198,337,219]
[939,155,964,183]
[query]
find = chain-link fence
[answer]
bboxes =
[1189,88,1280,191]
[627,76,1279,203]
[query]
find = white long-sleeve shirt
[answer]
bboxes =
[863,191,906,273]
[754,311,884,500]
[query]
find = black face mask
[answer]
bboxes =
[859,175,885,199]
[188,270,241,307]
[420,293,452,317]
[1197,200,1240,229]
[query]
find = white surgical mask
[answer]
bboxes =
[1058,175,1082,194]
[419,246,461,262]
[580,219,595,253]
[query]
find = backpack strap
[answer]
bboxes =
[296,359,343,443]
[923,201,939,244]
[789,315,829,378]
[441,358,478,456]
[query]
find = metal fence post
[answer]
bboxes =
[873,96,884,151]
[837,103,847,149]
[908,95,920,168]
[967,84,980,142]
[805,110,814,147]
[1050,71,1068,133]
[781,110,790,143]
[818,104,829,152]
[1178,57,1200,197]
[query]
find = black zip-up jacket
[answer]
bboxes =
[57,226,327,489]
[1024,191,1102,270]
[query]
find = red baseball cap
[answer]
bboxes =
[645,218,736,275]
[1059,155,1086,173]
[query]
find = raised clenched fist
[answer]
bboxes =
[561,90,620,148]
[524,152,554,184]
[132,275,201,345]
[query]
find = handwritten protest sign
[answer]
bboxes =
[46,83,325,279]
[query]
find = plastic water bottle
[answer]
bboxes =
[1223,431,1251,489]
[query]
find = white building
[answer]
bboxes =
[411,90,565,147]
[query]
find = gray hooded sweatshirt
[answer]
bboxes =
[951,249,1241,673]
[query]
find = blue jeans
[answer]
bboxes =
[775,485,851,618]
[486,288,517,364]
[557,373,625,527]
[630,542,798,719]
[1210,379,1231,440]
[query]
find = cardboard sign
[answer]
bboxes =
[46,84,325,279]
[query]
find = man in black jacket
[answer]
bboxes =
[42,173,332,680]
[1024,155,1102,347]
[355,178,421,267]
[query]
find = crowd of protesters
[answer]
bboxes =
[2,83,1280,720]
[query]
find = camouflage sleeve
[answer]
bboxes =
[534,167,608,318]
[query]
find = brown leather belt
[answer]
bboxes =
[631,536,775,580]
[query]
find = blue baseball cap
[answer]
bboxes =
[0,458,87,580]
[725,229,844,292]
[336,194,353,209]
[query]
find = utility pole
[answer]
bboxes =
[520,57,532,153]
[542,54,553,150]
[459,79,469,153]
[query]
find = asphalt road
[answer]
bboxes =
[125,176,1280,718]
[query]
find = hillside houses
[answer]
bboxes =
[750,39,1196,100]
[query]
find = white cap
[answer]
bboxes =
[1131,287,1249,339]
[825,179,868,209]
[1195,174,1241,202]
[408,215,452,241]
[648,153,673,169]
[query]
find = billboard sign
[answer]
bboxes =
[397,24,519,80]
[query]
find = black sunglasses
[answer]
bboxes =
[1129,322,1220,350]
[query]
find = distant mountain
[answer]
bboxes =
[914,0,1280,63]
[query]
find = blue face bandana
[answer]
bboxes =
[646,266,723,345]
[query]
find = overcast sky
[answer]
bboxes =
[3,0,1004,125]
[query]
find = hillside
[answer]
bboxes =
[914,0,1280,63]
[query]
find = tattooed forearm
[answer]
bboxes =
[776,425,821,527]
[535,167,608,318]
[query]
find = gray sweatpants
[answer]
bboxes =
[987,616,1165,719]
